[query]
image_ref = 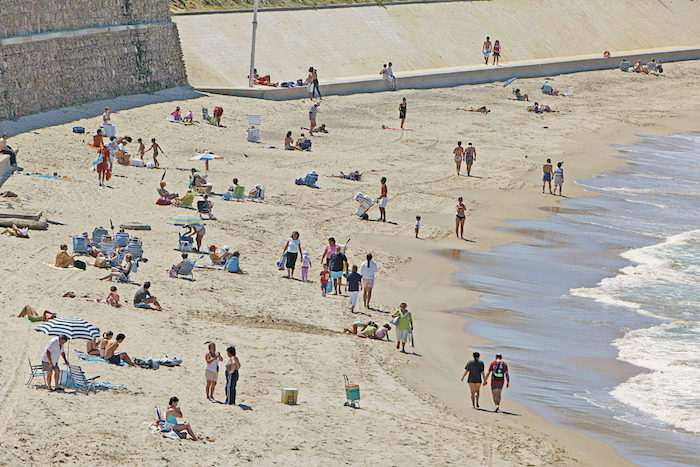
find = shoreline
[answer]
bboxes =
[1,62,699,465]
[378,111,700,464]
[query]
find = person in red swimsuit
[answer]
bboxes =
[483,353,510,412]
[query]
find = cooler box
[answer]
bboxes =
[281,388,298,404]
[130,159,145,167]
[354,192,374,216]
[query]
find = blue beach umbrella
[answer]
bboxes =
[35,317,99,340]
[503,77,517,87]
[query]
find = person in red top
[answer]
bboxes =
[319,263,330,297]
[483,353,510,412]
[492,40,501,65]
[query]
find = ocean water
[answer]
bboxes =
[453,132,699,466]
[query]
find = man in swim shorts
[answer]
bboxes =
[465,143,476,177]
[104,333,135,366]
[553,161,564,196]
[483,353,509,412]
[377,177,388,222]
[542,158,553,194]
[329,245,348,295]
[461,352,486,408]
[308,102,320,135]
[482,36,492,65]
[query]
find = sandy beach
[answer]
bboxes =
[1,61,698,466]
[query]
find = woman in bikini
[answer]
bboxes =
[399,97,407,129]
[456,197,467,238]
[285,131,302,151]
[492,40,501,65]
[453,141,465,175]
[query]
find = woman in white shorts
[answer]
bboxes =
[359,253,378,308]
[204,342,223,401]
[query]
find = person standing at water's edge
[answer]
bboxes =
[377,177,388,222]
[461,352,486,408]
[456,197,466,238]
[392,302,413,352]
[554,161,564,196]
[543,158,553,194]
[483,353,509,412]
[399,98,407,129]
[204,342,223,402]
[483,36,492,65]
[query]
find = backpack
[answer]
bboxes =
[492,361,505,381]
[299,139,312,150]
[72,126,85,134]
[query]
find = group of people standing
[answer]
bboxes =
[453,141,477,176]
[482,36,502,65]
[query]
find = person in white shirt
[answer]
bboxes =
[41,335,69,391]
[282,231,302,279]
[359,253,378,308]
[387,62,397,90]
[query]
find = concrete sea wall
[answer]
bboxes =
[0,0,187,121]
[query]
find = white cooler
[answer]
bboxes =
[354,192,374,217]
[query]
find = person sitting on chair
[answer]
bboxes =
[198,194,215,220]
[170,252,190,277]
[513,88,529,101]
[99,253,133,281]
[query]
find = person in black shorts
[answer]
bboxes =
[461,351,486,409]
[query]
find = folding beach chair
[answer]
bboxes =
[178,233,194,252]
[27,357,46,386]
[115,232,130,247]
[116,259,139,284]
[107,249,127,268]
[73,236,89,255]
[92,227,108,244]
[127,241,143,259]
[232,185,246,201]
[173,259,196,281]
[99,241,116,256]
[208,250,226,267]
[68,364,99,395]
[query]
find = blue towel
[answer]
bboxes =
[76,352,128,367]
[95,381,124,389]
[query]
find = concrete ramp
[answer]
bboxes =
[174,0,700,88]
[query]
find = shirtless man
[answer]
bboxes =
[465,142,476,177]
[542,158,553,194]
[456,197,467,238]
[482,36,492,65]
[453,141,465,175]
[55,244,76,268]
[308,102,320,135]
[104,333,135,366]
[377,177,388,222]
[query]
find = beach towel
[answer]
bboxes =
[380,126,410,131]
[94,381,124,389]
[75,351,128,367]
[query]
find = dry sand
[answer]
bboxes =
[1,61,699,466]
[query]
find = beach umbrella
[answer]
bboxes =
[168,214,205,227]
[189,152,223,174]
[35,317,99,340]
[503,77,517,87]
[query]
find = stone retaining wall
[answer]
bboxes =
[0,0,186,121]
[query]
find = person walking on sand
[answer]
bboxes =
[329,245,348,295]
[282,231,302,278]
[456,197,466,238]
[461,352,486,408]
[144,138,164,167]
[492,40,501,65]
[483,353,510,412]
[377,177,388,222]
[391,302,413,352]
[204,342,223,402]
[42,335,69,391]
[553,161,564,196]
[465,142,476,176]
[224,346,241,405]
[346,265,362,312]
[454,141,465,175]
[542,158,553,194]
[483,36,492,65]
[360,253,378,308]
[399,97,407,129]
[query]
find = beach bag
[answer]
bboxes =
[296,79,304,86]
[73,126,85,134]
[277,253,287,270]
[74,260,86,270]
[299,139,312,150]
[156,198,169,205]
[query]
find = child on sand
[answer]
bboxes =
[320,263,330,297]
[137,138,145,160]
[415,216,421,238]
[170,107,182,121]
[301,251,311,281]
[145,138,164,167]
[183,111,194,123]
[106,286,121,307]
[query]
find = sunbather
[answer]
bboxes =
[161,397,200,441]
[285,131,303,151]
[1,224,29,238]
[513,88,529,101]
[104,333,135,366]
[174,190,194,208]
[55,244,77,268]
[134,282,163,311]
[18,305,56,322]
[93,331,113,357]
[170,252,190,276]
[296,134,312,151]
[190,168,212,195]
[248,185,263,198]
[158,181,178,201]
[330,171,362,181]
[301,123,328,133]
[633,60,650,74]
[541,80,561,96]
[228,178,240,192]
[198,194,215,220]
[528,102,556,113]
[216,245,235,261]
[99,253,133,281]
[251,69,278,86]
[86,336,100,355]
